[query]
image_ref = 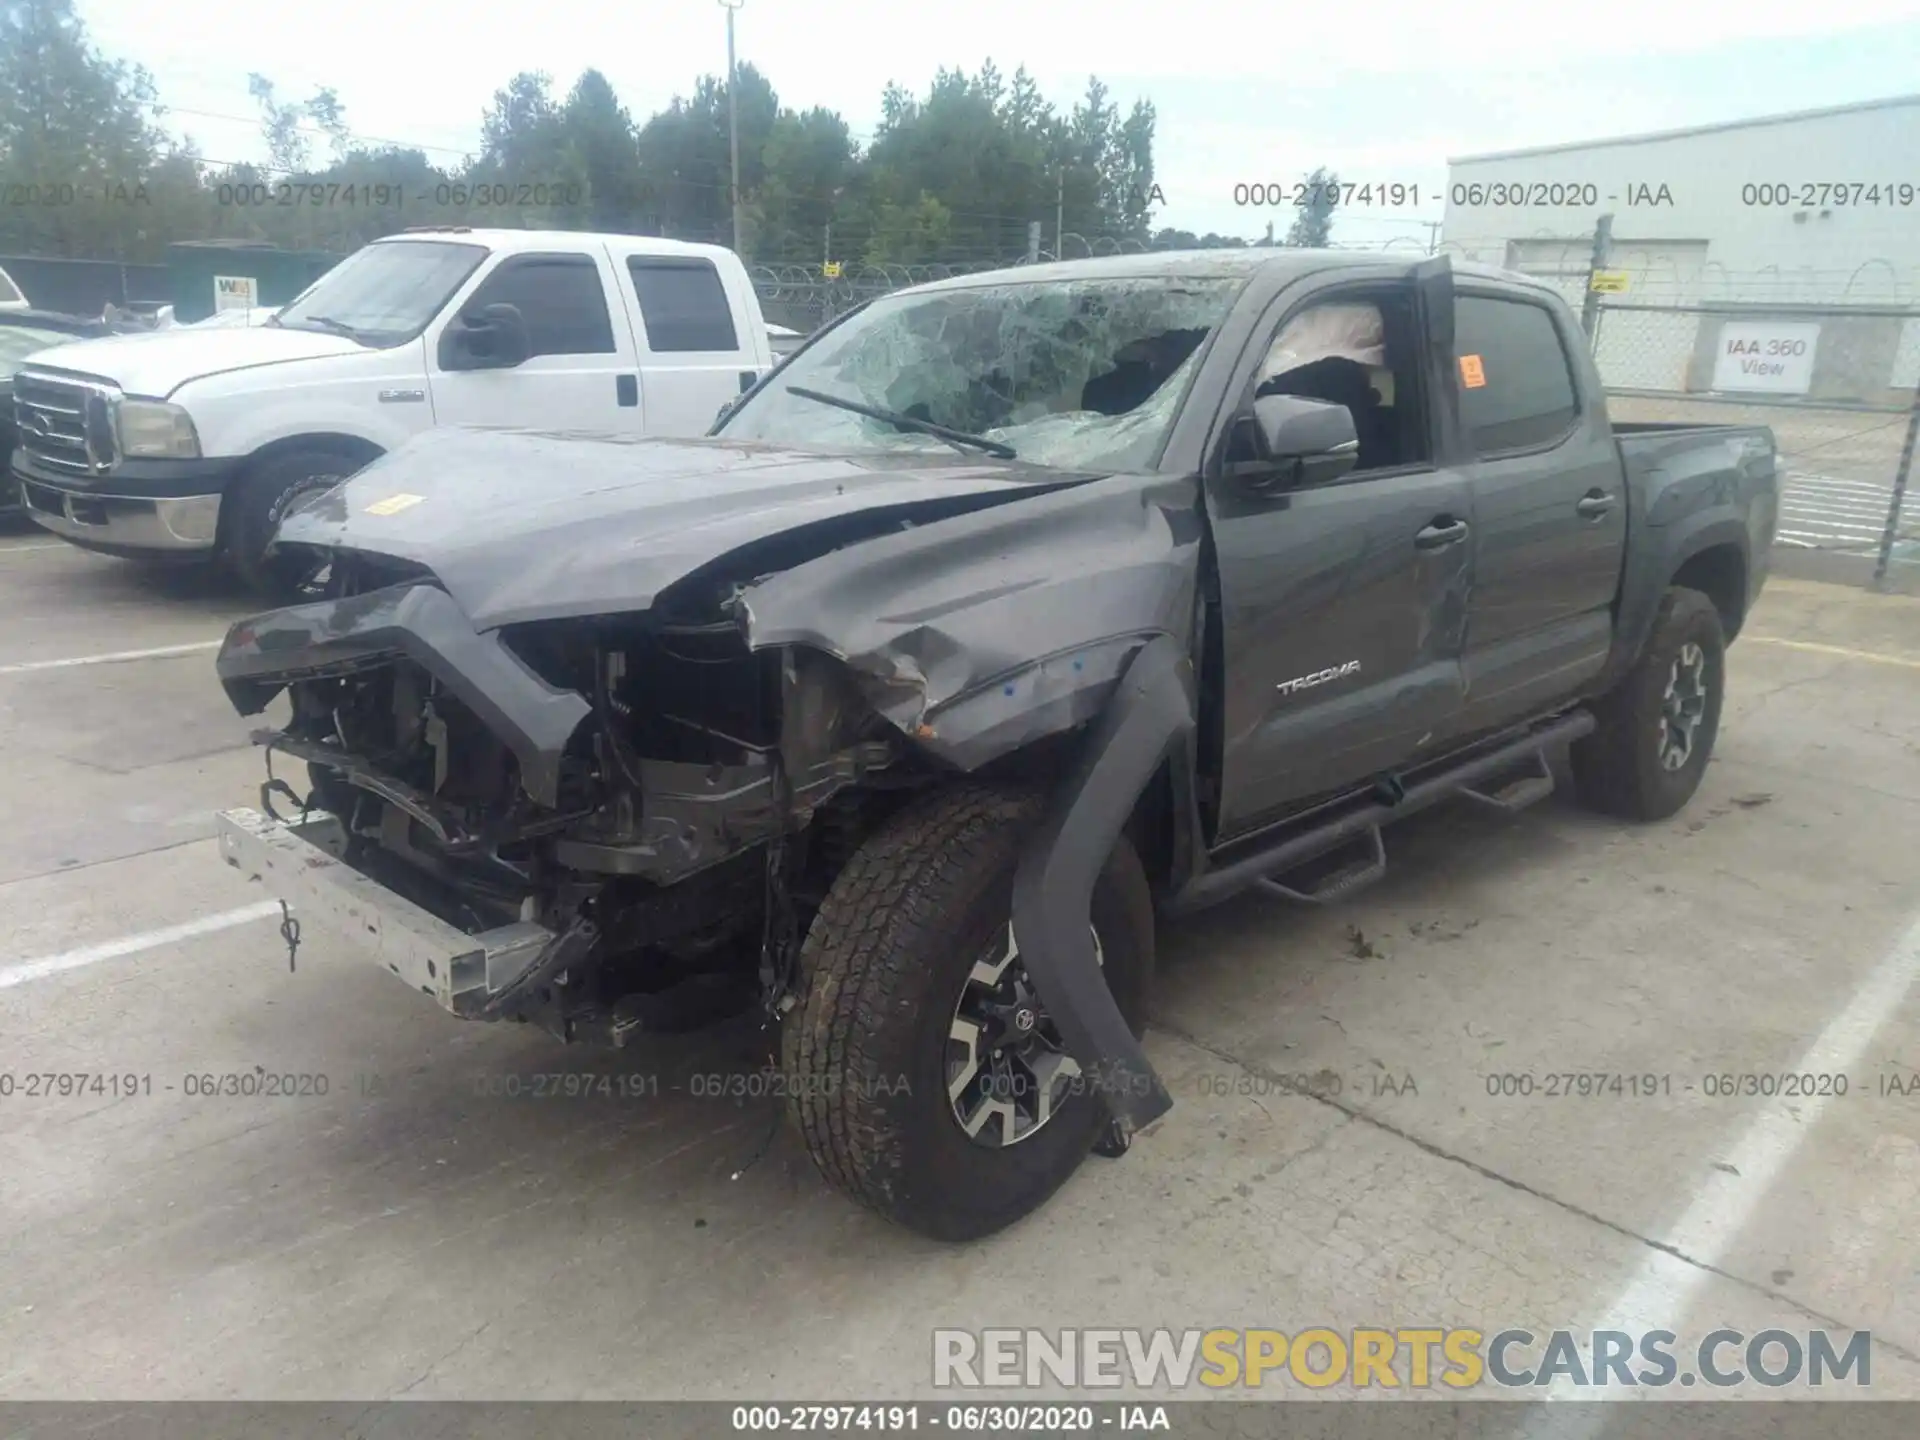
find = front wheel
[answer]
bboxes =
[1572,586,1727,821]
[783,784,1154,1241]
[225,448,366,599]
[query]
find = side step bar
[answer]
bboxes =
[1165,710,1594,917]
[1255,827,1385,906]
[1459,751,1557,814]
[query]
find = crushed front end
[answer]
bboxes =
[214,550,906,1045]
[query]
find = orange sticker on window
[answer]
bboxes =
[1459,354,1487,388]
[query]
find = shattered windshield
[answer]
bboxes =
[718,276,1244,471]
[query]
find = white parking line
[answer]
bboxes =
[0,902,282,991]
[0,640,221,676]
[1520,908,1920,1426]
[1745,636,1920,671]
[0,542,68,553]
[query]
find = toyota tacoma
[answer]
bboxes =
[212,249,1778,1240]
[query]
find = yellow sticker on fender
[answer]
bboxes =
[365,493,424,515]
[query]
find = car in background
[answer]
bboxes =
[13,228,776,593]
[0,309,122,518]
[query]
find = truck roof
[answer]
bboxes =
[902,247,1547,297]
[371,228,740,266]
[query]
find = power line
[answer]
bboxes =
[134,96,890,169]
[141,99,479,162]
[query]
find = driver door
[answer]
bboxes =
[1207,260,1475,840]
[426,250,645,434]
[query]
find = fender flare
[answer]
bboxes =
[1600,512,1749,690]
[1008,633,1192,1133]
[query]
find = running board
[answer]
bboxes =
[1459,752,1557,814]
[1164,710,1594,917]
[1255,827,1386,905]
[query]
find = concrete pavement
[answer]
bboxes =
[2,535,1918,1406]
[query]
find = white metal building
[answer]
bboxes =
[1443,94,1920,306]
[1441,96,1920,402]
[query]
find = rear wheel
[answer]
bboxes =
[783,784,1154,1241]
[1572,586,1726,821]
[226,448,366,599]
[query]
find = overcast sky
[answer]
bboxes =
[80,0,1920,251]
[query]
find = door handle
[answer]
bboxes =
[1576,490,1614,519]
[1415,518,1470,550]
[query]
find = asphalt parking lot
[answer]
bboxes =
[3,528,1920,1407]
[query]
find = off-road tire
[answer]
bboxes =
[226,448,363,599]
[783,783,1154,1241]
[1571,586,1726,822]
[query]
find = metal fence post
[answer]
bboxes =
[1871,378,1920,591]
[1579,213,1613,340]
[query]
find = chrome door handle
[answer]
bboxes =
[1415,519,1470,549]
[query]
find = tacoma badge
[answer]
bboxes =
[1277,660,1361,696]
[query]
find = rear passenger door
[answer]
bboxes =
[427,250,643,434]
[1451,290,1627,734]
[617,253,758,436]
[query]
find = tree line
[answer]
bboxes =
[0,0,1338,269]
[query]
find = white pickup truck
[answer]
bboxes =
[11,228,776,594]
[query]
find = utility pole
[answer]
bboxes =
[1423,220,1441,255]
[1026,219,1041,263]
[1055,169,1065,258]
[1871,374,1919,591]
[1579,212,1614,340]
[720,0,745,256]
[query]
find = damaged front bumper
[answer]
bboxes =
[215,806,554,1018]
[217,581,590,809]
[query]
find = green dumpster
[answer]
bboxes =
[168,241,347,323]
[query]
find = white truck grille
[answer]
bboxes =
[12,370,119,476]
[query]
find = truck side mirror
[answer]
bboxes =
[440,303,531,371]
[1224,395,1360,490]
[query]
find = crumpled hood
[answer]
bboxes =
[276,426,1104,630]
[21,325,360,398]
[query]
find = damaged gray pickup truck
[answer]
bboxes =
[212,249,1778,1240]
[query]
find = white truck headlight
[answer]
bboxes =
[115,400,200,459]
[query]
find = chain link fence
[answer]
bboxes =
[747,237,1173,330]
[1589,301,1920,588]
[748,259,1032,334]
